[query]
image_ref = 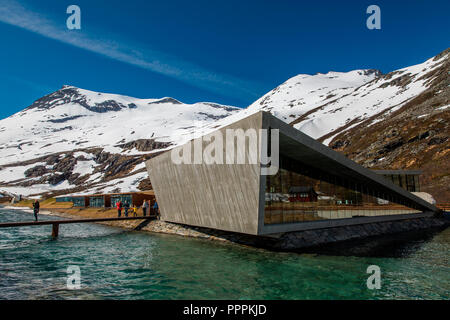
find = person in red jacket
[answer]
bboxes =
[116,200,123,217]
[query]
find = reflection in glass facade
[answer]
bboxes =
[111,195,132,207]
[379,173,420,192]
[72,197,85,207]
[264,156,420,225]
[56,196,72,202]
[89,196,105,207]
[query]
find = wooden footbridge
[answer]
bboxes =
[0,216,155,238]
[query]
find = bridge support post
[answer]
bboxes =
[52,223,59,239]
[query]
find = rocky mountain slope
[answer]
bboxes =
[0,49,448,202]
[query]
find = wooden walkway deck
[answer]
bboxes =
[0,216,155,238]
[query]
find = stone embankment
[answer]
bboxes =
[140,215,450,251]
[272,216,448,250]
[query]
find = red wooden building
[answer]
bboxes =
[288,186,318,202]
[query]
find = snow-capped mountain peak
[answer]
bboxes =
[247,68,381,122]
[0,86,241,165]
[0,48,448,199]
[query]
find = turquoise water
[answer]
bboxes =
[0,207,448,300]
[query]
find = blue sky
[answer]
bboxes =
[0,0,448,119]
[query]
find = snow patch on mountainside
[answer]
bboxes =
[247,69,380,123]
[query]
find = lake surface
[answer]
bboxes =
[0,207,448,299]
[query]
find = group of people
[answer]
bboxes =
[115,199,159,218]
[30,198,159,222]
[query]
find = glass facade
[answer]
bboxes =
[264,156,420,225]
[381,174,420,192]
[111,195,132,207]
[57,194,145,208]
[72,197,85,207]
[89,196,105,208]
[56,196,72,202]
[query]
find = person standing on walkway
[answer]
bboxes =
[32,200,40,222]
[142,200,149,216]
[116,200,122,217]
[124,201,130,217]
[153,201,159,218]
[132,205,138,217]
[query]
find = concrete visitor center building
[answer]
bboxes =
[145,111,439,236]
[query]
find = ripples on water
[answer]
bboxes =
[0,207,448,300]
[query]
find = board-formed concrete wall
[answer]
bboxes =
[146,112,263,235]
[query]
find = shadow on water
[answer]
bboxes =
[300,226,449,258]
[166,216,450,259]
